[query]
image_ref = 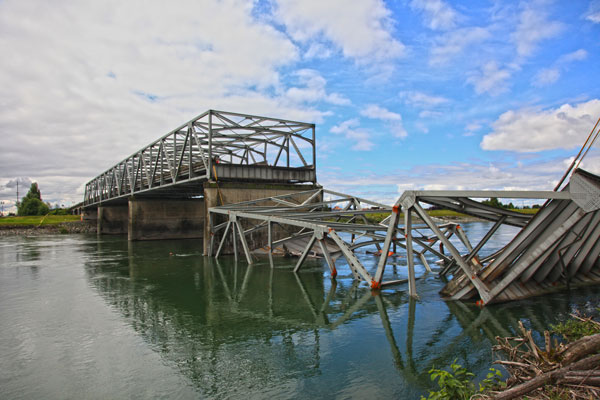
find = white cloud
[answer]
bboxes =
[463,122,483,137]
[418,110,443,119]
[0,0,339,207]
[532,49,588,87]
[481,99,600,152]
[558,49,588,64]
[429,27,491,66]
[585,1,600,23]
[320,152,600,205]
[360,104,402,121]
[360,104,407,138]
[467,61,512,95]
[285,69,350,105]
[511,1,564,58]
[330,119,374,151]
[273,0,404,62]
[304,42,333,59]
[409,0,460,31]
[533,68,560,86]
[400,91,449,108]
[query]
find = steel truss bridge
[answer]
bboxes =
[84,110,316,206]
[210,169,600,305]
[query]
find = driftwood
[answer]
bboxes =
[494,354,600,400]
[560,333,600,365]
[491,317,600,399]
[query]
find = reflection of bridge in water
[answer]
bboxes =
[82,238,595,397]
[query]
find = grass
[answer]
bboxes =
[0,215,81,227]
[363,208,538,223]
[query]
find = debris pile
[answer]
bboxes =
[490,315,600,399]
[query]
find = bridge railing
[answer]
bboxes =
[84,110,316,205]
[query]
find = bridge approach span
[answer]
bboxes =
[84,110,316,206]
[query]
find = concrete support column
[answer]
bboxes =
[98,204,128,235]
[129,198,204,241]
[81,207,98,221]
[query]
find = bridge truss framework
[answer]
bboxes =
[84,110,316,206]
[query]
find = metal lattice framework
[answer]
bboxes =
[377,169,600,304]
[84,110,316,205]
[210,169,600,304]
[209,188,463,287]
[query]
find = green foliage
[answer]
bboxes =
[482,197,503,208]
[421,360,503,400]
[17,182,49,216]
[18,198,49,216]
[26,182,42,200]
[551,318,600,341]
[58,226,69,234]
[49,208,69,215]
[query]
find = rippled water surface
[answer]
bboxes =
[1,222,599,399]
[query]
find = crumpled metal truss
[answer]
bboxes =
[210,169,600,305]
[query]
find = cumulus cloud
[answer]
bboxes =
[481,99,600,152]
[360,104,407,138]
[511,1,564,58]
[285,69,350,105]
[409,0,460,31]
[330,119,374,151]
[273,0,404,62]
[0,0,344,207]
[360,104,402,121]
[467,61,512,95]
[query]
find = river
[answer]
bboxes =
[1,222,599,399]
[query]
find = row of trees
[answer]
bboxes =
[481,197,541,210]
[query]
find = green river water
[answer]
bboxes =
[1,222,599,399]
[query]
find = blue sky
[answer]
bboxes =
[1,0,599,210]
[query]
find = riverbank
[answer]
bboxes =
[0,220,96,236]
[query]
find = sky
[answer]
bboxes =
[1,0,599,213]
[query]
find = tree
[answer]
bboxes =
[482,197,503,208]
[17,183,49,216]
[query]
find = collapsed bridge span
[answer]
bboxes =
[210,169,600,305]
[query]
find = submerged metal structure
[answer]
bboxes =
[378,168,600,304]
[84,110,316,206]
[210,169,600,304]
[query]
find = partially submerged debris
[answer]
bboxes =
[491,313,600,399]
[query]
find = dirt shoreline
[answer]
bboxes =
[0,221,97,236]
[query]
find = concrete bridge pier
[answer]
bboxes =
[128,198,204,241]
[97,204,128,235]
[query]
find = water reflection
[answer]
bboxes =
[81,236,600,398]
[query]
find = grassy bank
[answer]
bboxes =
[0,215,81,227]
[364,208,537,223]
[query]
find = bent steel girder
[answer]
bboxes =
[375,169,600,304]
[84,110,316,206]
[209,188,449,289]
